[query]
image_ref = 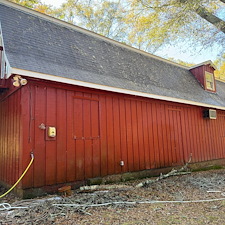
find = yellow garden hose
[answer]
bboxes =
[0,152,34,199]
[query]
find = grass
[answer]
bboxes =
[192,165,224,172]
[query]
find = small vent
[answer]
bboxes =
[203,109,217,119]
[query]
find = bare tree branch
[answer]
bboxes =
[195,5,225,33]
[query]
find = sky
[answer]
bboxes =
[42,0,65,7]
[41,0,223,64]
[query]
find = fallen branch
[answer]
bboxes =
[136,154,192,188]
[0,197,62,212]
[54,201,136,208]
[207,190,221,193]
[53,196,225,208]
[0,203,28,211]
[79,184,131,192]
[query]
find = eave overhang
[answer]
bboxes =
[189,60,217,70]
[10,67,225,111]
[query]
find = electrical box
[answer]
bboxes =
[48,127,56,137]
[203,109,217,119]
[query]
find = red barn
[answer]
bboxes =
[0,1,225,197]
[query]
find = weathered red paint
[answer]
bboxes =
[0,77,225,190]
[0,88,21,186]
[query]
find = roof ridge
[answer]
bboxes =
[0,0,190,70]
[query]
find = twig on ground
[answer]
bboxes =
[136,154,192,188]
[0,203,28,211]
[53,196,225,209]
[207,190,221,193]
[79,184,131,192]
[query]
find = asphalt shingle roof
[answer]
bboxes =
[0,2,225,107]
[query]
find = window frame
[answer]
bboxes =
[205,71,215,92]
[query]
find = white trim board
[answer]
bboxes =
[11,67,225,111]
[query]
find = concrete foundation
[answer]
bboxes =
[1,158,225,198]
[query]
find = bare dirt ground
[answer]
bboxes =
[1,168,225,225]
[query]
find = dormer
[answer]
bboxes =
[189,61,217,93]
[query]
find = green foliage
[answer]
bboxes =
[192,164,224,172]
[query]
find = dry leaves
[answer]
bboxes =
[1,169,225,224]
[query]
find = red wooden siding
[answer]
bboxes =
[0,89,21,186]
[190,66,205,87]
[2,80,225,189]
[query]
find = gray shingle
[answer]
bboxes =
[0,3,225,107]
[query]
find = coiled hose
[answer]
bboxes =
[0,152,34,199]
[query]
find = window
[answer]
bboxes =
[205,71,215,91]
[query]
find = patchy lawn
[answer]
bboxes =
[1,169,225,224]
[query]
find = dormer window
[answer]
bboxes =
[205,71,215,91]
[189,61,217,93]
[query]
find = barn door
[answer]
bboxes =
[72,95,101,180]
[168,108,184,166]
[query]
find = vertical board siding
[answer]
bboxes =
[141,102,150,169]
[113,97,122,174]
[136,101,145,171]
[56,89,67,184]
[152,102,160,168]
[8,82,224,189]
[0,90,21,186]
[125,99,134,171]
[106,96,115,175]
[91,93,101,178]
[131,100,139,171]
[119,98,128,172]
[66,90,76,182]
[218,115,225,158]
[99,95,108,176]
[157,104,165,168]
[21,85,34,188]
[33,86,47,187]
[46,87,57,185]
[146,103,155,168]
